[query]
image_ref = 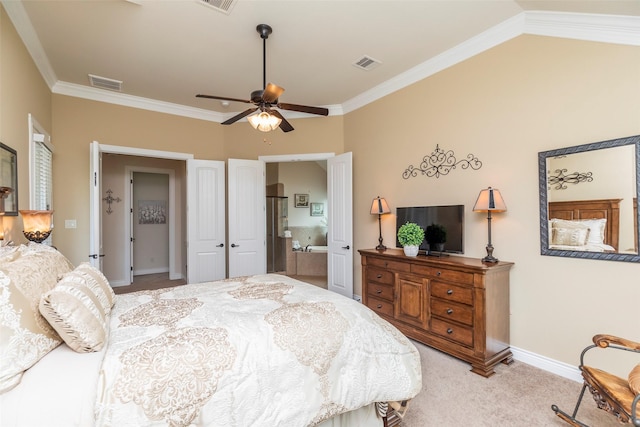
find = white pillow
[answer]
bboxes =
[552,227,590,246]
[551,218,607,245]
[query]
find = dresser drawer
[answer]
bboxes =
[366,267,395,285]
[431,298,473,326]
[430,281,473,306]
[367,282,394,302]
[411,264,474,285]
[431,318,473,347]
[367,257,411,273]
[366,296,394,317]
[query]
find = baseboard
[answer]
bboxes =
[169,272,183,280]
[511,346,582,383]
[108,279,129,287]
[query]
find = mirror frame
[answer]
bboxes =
[0,142,18,216]
[538,134,640,263]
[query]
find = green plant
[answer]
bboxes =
[397,222,425,246]
[425,223,447,244]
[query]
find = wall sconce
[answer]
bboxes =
[19,210,53,243]
[370,196,391,250]
[473,187,507,263]
[247,111,282,132]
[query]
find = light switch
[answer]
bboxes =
[65,219,77,229]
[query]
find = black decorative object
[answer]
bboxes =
[103,189,121,214]
[548,169,593,190]
[370,196,391,250]
[403,144,482,179]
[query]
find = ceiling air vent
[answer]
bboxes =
[197,0,236,15]
[352,55,382,71]
[88,74,123,92]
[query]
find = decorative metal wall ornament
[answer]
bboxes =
[402,144,482,179]
[547,169,593,190]
[103,189,121,214]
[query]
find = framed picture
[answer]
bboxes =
[294,193,309,208]
[0,142,18,216]
[310,202,324,217]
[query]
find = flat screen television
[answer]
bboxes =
[395,205,464,254]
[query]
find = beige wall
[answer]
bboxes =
[346,35,640,374]
[4,5,639,375]
[0,6,52,241]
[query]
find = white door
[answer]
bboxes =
[89,141,103,270]
[228,159,266,278]
[327,152,353,298]
[187,159,226,283]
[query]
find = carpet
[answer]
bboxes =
[402,340,619,426]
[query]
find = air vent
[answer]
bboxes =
[197,0,236,14]
[352,55,382,71]
[88,74,123,92]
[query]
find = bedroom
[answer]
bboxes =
[1,0,639,424]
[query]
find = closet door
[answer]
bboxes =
[186,159,226,283]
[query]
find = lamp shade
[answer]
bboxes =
[20,210,53,243]
[370,197,391,215]
[247,111,282,132]
[473,187,507,212]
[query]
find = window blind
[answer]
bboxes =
[34,140,53,210]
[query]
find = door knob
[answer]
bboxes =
[216,243,224,247]
[231,243,239,248]
[342,245,350,250]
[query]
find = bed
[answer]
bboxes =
[548,198,621,252]
[0,243,421,427]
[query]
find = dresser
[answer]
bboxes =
[359,248,514,377]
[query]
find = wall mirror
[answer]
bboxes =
[0,142,18,216]
[539,134,640,263]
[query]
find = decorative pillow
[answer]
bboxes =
[551,227,590,246]
[630,364,640,395]
[0,246,74,393]
[551,218,607,245]
[71,263,116,313]
[40,272,109,353]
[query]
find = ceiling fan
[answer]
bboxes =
[196,24,328,133]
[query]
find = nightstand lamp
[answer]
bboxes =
[370,196,391,250]
[20,210,54,243]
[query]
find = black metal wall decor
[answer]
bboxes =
[103,189,121,214]
[402,144,482,179]
[547,168,593,190]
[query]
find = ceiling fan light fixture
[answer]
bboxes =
[248,111,281,132]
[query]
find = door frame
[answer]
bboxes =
[89,143,192,281]
[125,166,176,283]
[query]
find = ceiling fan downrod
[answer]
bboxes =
[256,24,272,91]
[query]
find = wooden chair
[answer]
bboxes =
[552,334,640,426]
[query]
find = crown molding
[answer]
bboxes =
[341,10,640,114]
[5,2,638,122]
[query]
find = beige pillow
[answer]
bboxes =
[552,227,590,246]
[630,364,640,395]
[40,272,109,353]
[551,218,607,245]
[72,263,116,313]
[0,247,74,393]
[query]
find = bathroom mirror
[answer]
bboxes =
[538,134,640,263]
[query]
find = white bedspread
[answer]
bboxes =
[95,274,422,426]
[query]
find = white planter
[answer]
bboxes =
[403,245,419,257]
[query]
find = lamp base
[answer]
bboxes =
[375,244,387,251]
[482,244,498,263]
[23,230,51,244]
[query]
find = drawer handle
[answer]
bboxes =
[437,271,441,276]
[447,289,453,295]
[447,328,453,334]
[384,262,388,267]
[446,308,453,315]
[376,274,382,279]
[377,304,383,309]
[376,289,382,294]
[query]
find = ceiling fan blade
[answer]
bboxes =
[262,83,285,103]
[270,110,294,132]
[196,94,253,104]
[222,108,258,125]
[278,103,329,116]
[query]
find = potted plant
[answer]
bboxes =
[397,222,425,257]
[425,223,447,252]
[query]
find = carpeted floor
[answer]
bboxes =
[402,340,619,426]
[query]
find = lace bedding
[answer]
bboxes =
[94,274,422,426]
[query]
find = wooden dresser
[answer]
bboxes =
[359,248,514,377]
